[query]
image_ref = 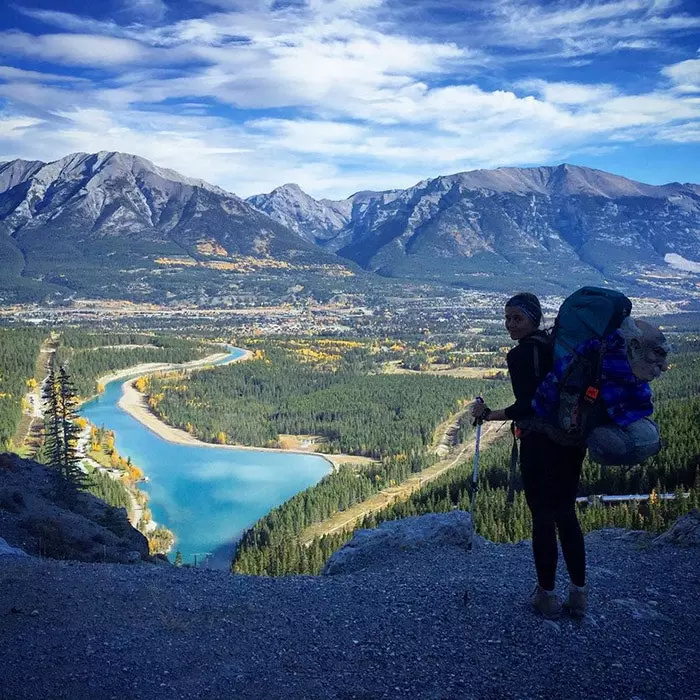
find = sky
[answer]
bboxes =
[0,0,698,199]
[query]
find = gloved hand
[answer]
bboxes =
[470,400,491,425]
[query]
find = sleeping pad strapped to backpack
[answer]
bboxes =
[518,286,633,447]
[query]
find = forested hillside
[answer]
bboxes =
[144,339,512,457]
[54,332,212,399]
[232,328,700,576]
[0,328,45,450]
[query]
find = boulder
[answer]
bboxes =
[652,509,700,547]
[322,510,472,576]
[0,536,28,557]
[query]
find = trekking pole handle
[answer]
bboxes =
[471,395,485,427]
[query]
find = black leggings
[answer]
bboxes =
[519,431,586,590]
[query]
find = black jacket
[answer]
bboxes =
[504,331,552,421]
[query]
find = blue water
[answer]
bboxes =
[79,348,330,568]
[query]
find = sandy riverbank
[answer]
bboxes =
[117,379,341,472]
[83,345,371,473]
[94,347,251,388]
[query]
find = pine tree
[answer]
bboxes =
[58,366,83,488]
[41,362,84,504]
[42,361,63,472]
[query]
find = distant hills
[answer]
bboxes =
[1,152,698,304]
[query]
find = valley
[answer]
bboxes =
[0,152,698,573]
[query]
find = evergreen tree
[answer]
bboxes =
[41,361,84,503]
[42,361,63,472]
[58,366,83,488]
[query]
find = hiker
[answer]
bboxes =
[470,292,587,619]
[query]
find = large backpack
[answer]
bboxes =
[518,286,632,447]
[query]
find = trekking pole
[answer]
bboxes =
[464,396,484,605]
[469,396,484,548]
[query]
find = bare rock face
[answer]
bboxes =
[653,509,700,547]
[322,510,473,576]
[249,164,700,295]
[0,453,149,564]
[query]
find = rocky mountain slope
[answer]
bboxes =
[1,510,698,699]
[248,164,700,296]
[2,152,698,303]
[0,152,357,304]
[0,452,149,563]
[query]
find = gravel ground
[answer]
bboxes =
[1,530,698,700]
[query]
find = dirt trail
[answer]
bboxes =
[300,421,507,544]
[14,339,56,456]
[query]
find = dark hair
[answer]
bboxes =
[505,292,542,327]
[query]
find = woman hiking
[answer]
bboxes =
[470,292,587,620]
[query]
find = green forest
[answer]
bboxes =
[232,334,700,576]
[145,343,513,458]
[0,327,46,450]
[0,327,212,450]
[55,332,212,398]
[2,319,698,578]
[83,468,132,511]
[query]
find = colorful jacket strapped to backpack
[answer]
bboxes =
[533,329,654,428]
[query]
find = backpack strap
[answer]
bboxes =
[506,422,519,505]
[520,332,549,381]
[533,343,540,380]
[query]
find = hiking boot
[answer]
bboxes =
[564,583,588,618]
[530,584,562,620]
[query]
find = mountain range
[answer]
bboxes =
[0,151,355,305]
[1,151,698,304]
[248,165,700,297]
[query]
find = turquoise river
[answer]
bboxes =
[79,348,330,568]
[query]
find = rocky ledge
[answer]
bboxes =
[1,510,698,700]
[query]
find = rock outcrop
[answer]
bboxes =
[653,508,700,547]
[322,510,473,575]
[0,453,149,564]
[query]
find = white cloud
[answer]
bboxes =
[663,58,700,93]
[123,0,168,22]
[13,9,125,35]
[517,79,618,105]
[481,0,700,57]
[0,66,89,83]
[0,116,42,139]
[0,31,150,66]
[0,1,698,197]
[655,122,700,142]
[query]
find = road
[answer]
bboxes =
[300,421,507,545]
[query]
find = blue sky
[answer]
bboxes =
[0,0,698,198]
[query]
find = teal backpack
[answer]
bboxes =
[552,286,632,364]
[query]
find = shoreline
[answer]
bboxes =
[78,345,255,557]
[93,345,343,473]
[80,346,252,405]
[117,378,338,473]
